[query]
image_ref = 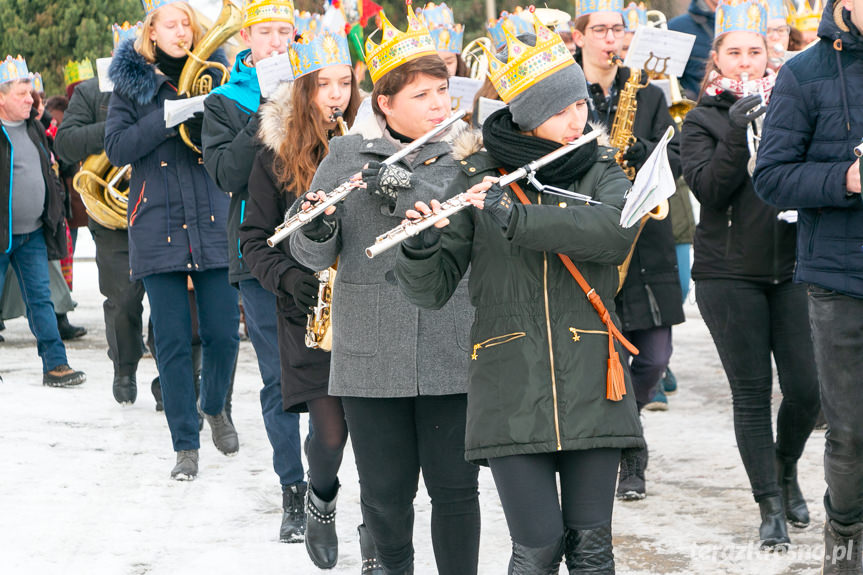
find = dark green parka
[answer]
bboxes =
[394,128,645,463]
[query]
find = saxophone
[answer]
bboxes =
[305,110,350,351]
[608,55,649,180]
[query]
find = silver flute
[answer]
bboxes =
[365,129,602,259]
[267,109,467,247]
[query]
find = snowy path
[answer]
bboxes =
[0,238,827,574]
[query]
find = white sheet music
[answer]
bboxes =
[620,126,677,229]
[622,27,696,78]
[164,95,207,128]
[448,76,483,113]
[256,52,294,98]
[476,97,507,126]
[96,58,114,92]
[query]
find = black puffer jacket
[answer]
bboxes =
[682,92,797,284]
[54,77,110,165]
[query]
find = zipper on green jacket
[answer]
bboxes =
[568,327,608,342]
[539,192,563,451]
[471,332,526,360]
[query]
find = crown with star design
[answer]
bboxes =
[141,0,184,15]
[289,29,352,78]
[418,3,464,52]
[113,21,143,50]
[785,0,820,31]
[364,1,437,84]
[64,59,95,86]
[623,2,647,30]
[244,0,295,27]
[481,8,575,103]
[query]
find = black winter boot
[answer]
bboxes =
[616,446,648,501]
[358,523,384,575]
[113,374,137,405]
[758,495,790,550]
[56,313,86,340]
[280,483,306,543]
[776,456,810,528]
[822,520,863,574]
[508,536,564,575]
[151,377,163,411]
[564,524,615,574]
[306,482,339,569]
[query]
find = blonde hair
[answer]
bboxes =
[135,2,203,62]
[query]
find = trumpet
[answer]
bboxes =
[267,109,467,247]
[365,129,602,259]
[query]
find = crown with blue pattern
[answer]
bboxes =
[623,2,647,30]
[766,0,788,20]
[0,55,29,85]
[289,29,352,78]
[482,9,574,103]
[141,0,184,15]
[30,72,44,93]
[487,8,534,49]
[364,1,437,84]
[575,0,624,18]
[113,21,143,50]
[295,10,321,35]
[418,3,464,52]
[715,0,767,37]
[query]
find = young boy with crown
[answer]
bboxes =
[199,0,310,544]
[572,0,684,504]
[288,2,479,573]
[393,11,643,573]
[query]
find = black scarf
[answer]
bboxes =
[155,46,188,86]
[482,107,599,190]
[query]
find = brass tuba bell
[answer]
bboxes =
[72,152,131,230]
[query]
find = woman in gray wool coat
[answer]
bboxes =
[288,22,480,575]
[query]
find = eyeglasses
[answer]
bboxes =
[766,25,791,36]
[587,24,626,39]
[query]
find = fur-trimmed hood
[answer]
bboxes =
[449,121,610,161]
[109,38,227,105]
[257,81,293,153]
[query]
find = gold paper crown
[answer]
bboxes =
[64,59,95,86]
[480,9,574,103]
[244,0,296,27]
[364,1,437,83]
[785,0,821,31]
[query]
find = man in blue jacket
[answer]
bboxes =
[753,0,863,571]
[668,0,717,98]
[0,56,86,387]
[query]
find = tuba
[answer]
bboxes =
[72,153,131,230]
[305,110,349,351]
[176,0,244,153]
[461,37,492,80]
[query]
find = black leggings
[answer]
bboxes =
[697,279,820,501]
[341,395,480,575]
[306,396,347,501]
[488,448,621,548]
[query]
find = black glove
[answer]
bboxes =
[622,140,654,171]
[280,270,319,313]
[301,207,340,242]
[728,94,766,129]
[185,111,204,147]
[483,182,515,230]
[362,161,413,207]
[403,225,442,251]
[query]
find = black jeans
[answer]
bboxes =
[488,448,620,548]
[89,221,145,377]
[623,326,673,410]
[341,395,480,575]
[697,279,820,501]
[808,286,863,525]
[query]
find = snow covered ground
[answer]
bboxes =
[0,231,829,574]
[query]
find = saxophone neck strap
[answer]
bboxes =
[501,169,638,401]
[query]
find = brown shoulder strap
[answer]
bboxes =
[503,174,637,401]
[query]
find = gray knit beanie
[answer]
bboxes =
[496,33,588,131]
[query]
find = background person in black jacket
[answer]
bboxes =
[0,59,86,388]
[572,0,685,503]
[239,34,361,568]
[681,0,819,551]
[54,70,147,406]
[200,1,308,545]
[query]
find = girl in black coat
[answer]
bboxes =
[681,13,820,550]
[239,39,360,570]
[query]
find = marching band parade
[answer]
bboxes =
[0,0,861,572]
